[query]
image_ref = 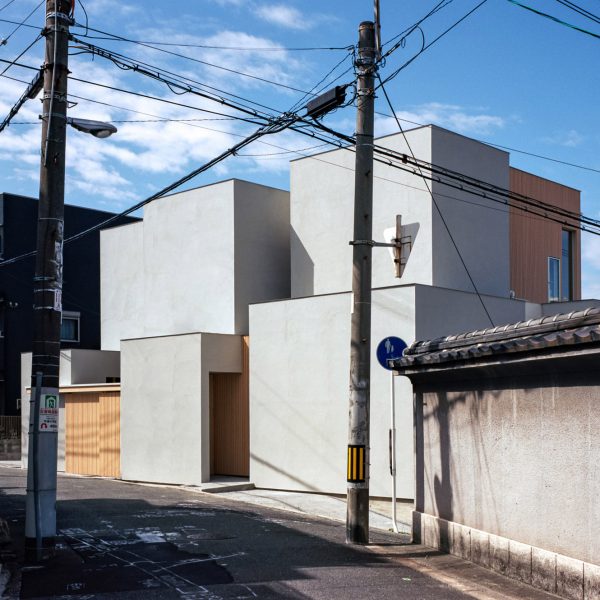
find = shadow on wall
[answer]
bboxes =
[417,387,505,543]
[251,371,342,491]
[416,390,463,550]
[251,453,322,492]
[291,227,314,297]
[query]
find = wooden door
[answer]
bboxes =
[210,373,249,476]
[65,391,120,477]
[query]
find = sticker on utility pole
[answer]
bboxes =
[53,289,62,312]
[39,393,59,432]
[376,336,408,370]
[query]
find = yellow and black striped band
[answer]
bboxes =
[347,445,366,482]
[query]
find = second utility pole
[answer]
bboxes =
[346,21,377,545]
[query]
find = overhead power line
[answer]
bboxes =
[507,0,600,40]
[0,111,303,268]
[373,108,600,175]
[0,0,43,45]
[380,0,489,85]
[381,0,453,59]
[0,33,41,78]
[0,0,18,12]
[5,62,595,179]
[555,0,600,25]
[69,38,286,118]
[71,23,351,52]
[376,74,494,326]
[0,67,42,132]
[67,76,268,125]
[292,119,600,238]
[70,30,350,96]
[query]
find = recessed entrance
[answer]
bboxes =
[209,347,249,477]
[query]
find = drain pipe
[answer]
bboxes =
[389,371,399,533]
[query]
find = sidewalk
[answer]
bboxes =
[175,474,413,534]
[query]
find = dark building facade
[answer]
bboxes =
[0,192,136,415]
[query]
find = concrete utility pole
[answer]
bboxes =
[25,0,72,561]
[346,21,377,545]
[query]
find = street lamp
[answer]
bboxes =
[67,117,117,139]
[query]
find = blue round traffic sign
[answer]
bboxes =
[376,336,408,370]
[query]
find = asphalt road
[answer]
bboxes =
[0,467,559,599]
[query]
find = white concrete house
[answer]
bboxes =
[100,179,290,485]
[249,125,584,499]
[87,125,585,500]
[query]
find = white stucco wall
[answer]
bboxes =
[414,285,530,341]
[290,125,517,302]
[233,180,290,332]
[290,127,434,298]
[430,127,511,297]
[120,332,242,486]
[249,284,544,499]
[249,287,417,498]
[101,221,144,351]
[101,180,290,351]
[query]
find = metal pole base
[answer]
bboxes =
[24,536,55,563]
[346,487,370,544]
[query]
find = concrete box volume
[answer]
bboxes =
[26,124,585,504]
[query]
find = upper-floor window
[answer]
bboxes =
[561,229,574,301]
[548,257,560,302]
[60,311,80,342]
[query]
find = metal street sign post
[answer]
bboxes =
[376,336,408,533]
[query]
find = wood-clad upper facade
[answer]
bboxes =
[509,168,581,304]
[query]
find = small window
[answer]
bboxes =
[548,257,560,302]
[561,230,574,301]
[60,311,80,342]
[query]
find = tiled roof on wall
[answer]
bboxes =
[393,307,600,369]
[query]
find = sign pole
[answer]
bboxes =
[390,370,399,533]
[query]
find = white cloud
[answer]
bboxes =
[375,102,507,137]
[542,129,584,148]
[81,0,140,17]
[0,16,317,211]
[254,4,311,30]
[120,27,308,94]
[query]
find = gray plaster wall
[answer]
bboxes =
[233,180,290,333]
[430,127,510,298]
[101,221,144,351]
[65,349,120,384]
[249,284,544,499]
[290,127,434,298]
[101,180,290,350]
[250,286,417,498]
[290,126,512,300]
[415,376,600,565]
[120,333,242,486]
[414,285,530,341]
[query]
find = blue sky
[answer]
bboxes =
[1,0,599,295]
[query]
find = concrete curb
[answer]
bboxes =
[414,511,597,600]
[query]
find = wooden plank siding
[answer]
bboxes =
[209,337,250,477]
[510,168,581,304]
[65,391,120,478]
